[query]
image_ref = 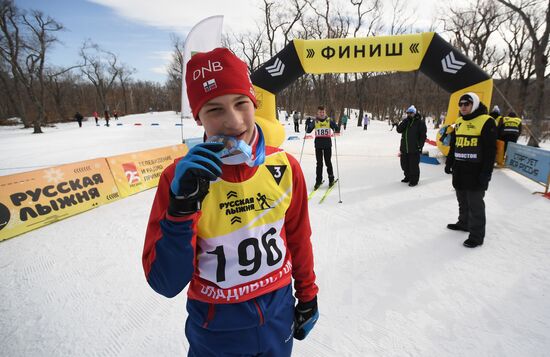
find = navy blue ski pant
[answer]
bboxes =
[185,302,295,356]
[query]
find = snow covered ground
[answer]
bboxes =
[1,112,549,357]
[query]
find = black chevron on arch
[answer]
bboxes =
[251,41,305,94]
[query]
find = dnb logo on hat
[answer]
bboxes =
[0,202,10,231]
[203,79,217,92]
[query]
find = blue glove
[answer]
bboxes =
[168,142,224,216]
[294,297,319,340]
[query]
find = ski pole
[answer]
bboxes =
[299,133,306,164]
[333,133,343,203]
[180,112,185,144]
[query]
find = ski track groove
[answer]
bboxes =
[136,335,154,355]
[131,300,175,355]
[44,266,86,308]
[94,295,160,357]
[21,256,55,284]
[295,337,336,357]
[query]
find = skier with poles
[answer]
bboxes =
[305,105,339,190]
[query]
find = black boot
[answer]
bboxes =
[314,182,322,190]
[463,237,483,248]
[401,177,410,183]
[447,223,468,232]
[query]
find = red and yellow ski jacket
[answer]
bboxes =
[142,141,317,328]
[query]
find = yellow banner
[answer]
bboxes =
[107,144,187,197]
[0,158,120,241]
[293,33,432,74]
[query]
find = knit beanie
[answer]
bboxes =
[185,48,257,118]
[492,105,500,115]
[459,92,480,112]
[406,105,417,114]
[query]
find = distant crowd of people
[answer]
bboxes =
[74,109,119,127]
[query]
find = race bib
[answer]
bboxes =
[197,219,286,288]
[315,127,332,137]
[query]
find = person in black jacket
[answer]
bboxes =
[306,105,339,189]
[444,92,497,248]
[104,110,110,127]
[396,105,427,187]
[74,111,83,127]
[498,111,522,154]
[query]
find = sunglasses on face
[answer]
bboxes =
[458,102,472,107]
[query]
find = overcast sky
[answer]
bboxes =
[16,0,440,83]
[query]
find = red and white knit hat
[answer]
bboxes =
[185,47,257,118]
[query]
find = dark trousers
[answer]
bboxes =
[77,120,82,127]
[400,152,420,184]
[456,189,486,243]
[315,147,334,184]
[294,122,299,132]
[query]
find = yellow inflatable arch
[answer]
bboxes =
[250,32,493,155]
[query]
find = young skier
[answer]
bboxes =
[306,105,338,189]
[142,48,319,356]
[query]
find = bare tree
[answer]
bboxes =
[496,0,549,146]
[386,0,413,35]
[0,1,63,133]
[165,33,184,111]
[79,40,122,113]
[497,10,536,115]
[166,33,183,86]
[279,0,308,45]
[0,0,29,126]
[232,28,266,70]
[117,64,135,114]
[301,0,351,112]
[442,0,505,73]
[350,0,382,125]
[306,0,351,39]
[45,66,82,121]
[262,0,286,57]
[0,57,23,121]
